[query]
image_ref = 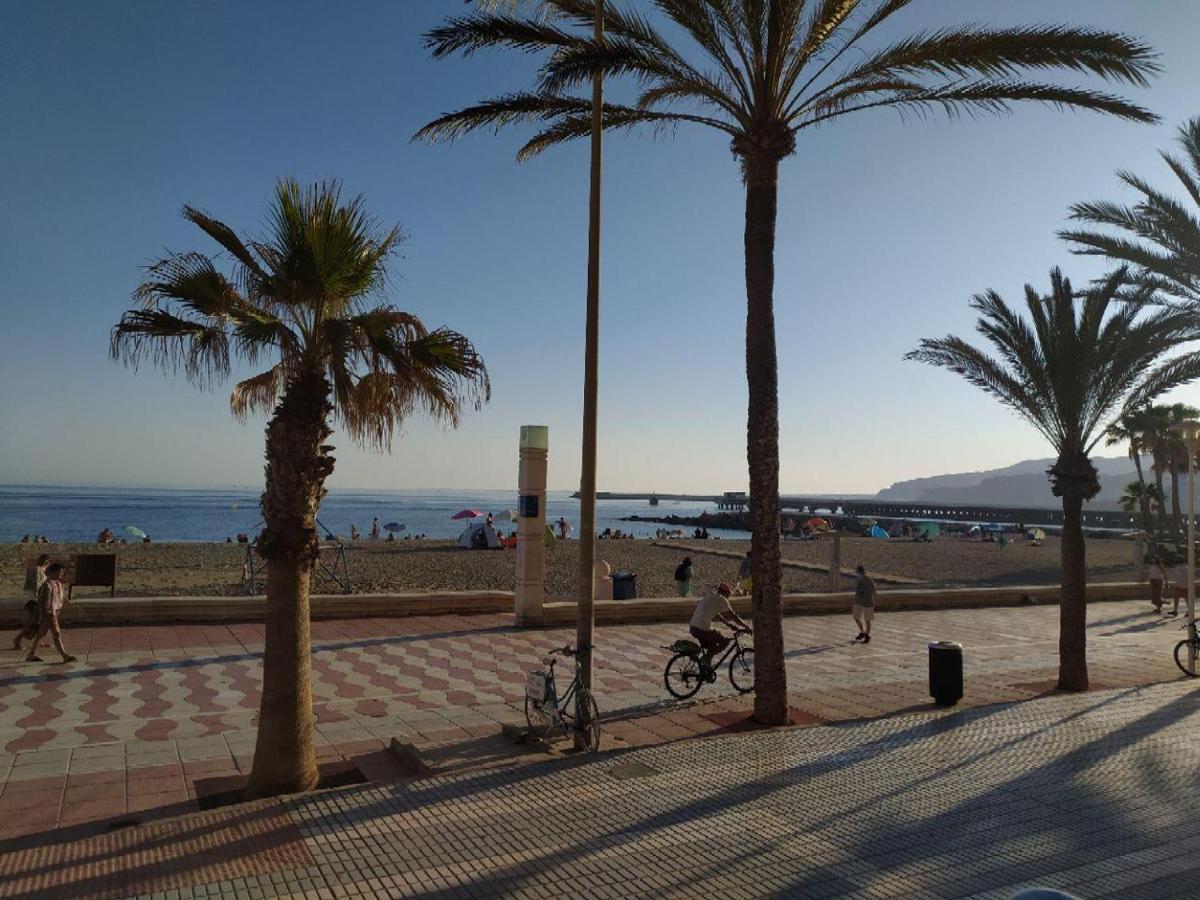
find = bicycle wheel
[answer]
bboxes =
[729,645,755,694]
[1174,639,1200,677]
[524,694,554,737]
[574,688,601,753]
[664,652,704,699]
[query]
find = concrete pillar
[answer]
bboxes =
[594,560,613,602]
[516,425,549,626]
[828,532,842,592]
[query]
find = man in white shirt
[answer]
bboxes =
[689,582,750,662]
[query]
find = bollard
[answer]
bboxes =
[928,641,963,707]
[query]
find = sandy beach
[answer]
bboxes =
[1,532,1140,600]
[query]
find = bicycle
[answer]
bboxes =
[663,627,754,699]
[524,644,601,752]
[1174,619,1200,677]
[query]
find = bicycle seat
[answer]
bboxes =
[542,655,556,665]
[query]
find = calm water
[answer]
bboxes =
[0,486,748,543]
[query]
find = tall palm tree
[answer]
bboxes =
[1061,116,1200,308]
[416,0,1159,724]
[1140,403,1175,543]
[1105,409,1156,533]
[1164,402,1200,541]
[112,180,490,797]
[907,268,1198,691]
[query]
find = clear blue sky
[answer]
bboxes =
[2,0,1199,494]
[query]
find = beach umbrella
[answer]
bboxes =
[451,509,484,520]
[383,522,405,532]
[124,526,147,539]
[869,525,889,539]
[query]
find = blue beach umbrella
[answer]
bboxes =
[383,522,405,532]
[124,526,147,539]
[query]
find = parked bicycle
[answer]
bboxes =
[1174,619,1199,677]
[663,627,754,699]
[524,644,601,752]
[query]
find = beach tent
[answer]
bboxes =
[968,525,982,535]
[544,524,557,547]
[457,521,501,549]
[869,525,889,540]
[496,510,517,522]
[916,522,940,538]
[805,517,830,530]
[982,523,1003,532]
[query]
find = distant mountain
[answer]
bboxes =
[877,456,1150,509]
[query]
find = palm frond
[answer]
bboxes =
[110,309,231,387]
[231,365,285,421]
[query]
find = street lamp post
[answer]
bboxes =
[1171,419,1200,675]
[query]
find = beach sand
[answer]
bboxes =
[1,533,1139,600]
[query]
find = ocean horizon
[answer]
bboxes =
[0,484,748,543]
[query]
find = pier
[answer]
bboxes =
[582,491,1137,530]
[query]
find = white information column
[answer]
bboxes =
[515,425,549,626]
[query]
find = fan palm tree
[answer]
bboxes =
[417,0,1159,724]
[1119,480,1161,519]
[907,268,1198,691]
[1061,117,1200,308]
[1105,409,1156,533]
[111,180,490,797]
[1164,402,1200,540]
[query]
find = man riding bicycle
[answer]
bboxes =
[689,582,751,663]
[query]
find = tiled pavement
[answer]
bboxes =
[0,600,1187,844]
[1,680,1197,898]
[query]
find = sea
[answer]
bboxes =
[0,485,748,543]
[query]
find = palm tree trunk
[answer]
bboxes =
[1131,452,1152,535]
[1154,463,1168,542]
[1171,467,1184,543]
[1057,492,1089,691]
[743,154,787,726]
[246,368,334,799]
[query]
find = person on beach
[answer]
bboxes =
[350,524,360,540]
[737,551,753,595]
[557,517,569,539]
[852,564,877,643]
[674,557,693,597]
[370,517,380,540]
[24,562,76,664]
[689,582,750,664]
[1168,557,1190,616]
[12,554,49,652]
[1148,553,1167,614]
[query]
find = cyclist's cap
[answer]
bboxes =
[717,582,733,596]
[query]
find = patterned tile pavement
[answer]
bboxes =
[0,679,1197,898]
[0,600,1188,844]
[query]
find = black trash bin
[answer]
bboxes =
[928,641,963,706]
[612,571,637,600]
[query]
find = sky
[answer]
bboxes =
[2,0,1200,495]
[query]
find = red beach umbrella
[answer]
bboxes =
[451,509,484,520]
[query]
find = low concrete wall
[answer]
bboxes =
[0,591,513,627]
[0,582,1149,628]
[537,581,1148,626]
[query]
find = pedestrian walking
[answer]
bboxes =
[12,553,49,651]
[674,556,693,597]
[1168,557,1191,616]
[1148,553,1167,614]
[370,517,380,540]
[737,551,753,595]
[24,562,76,664]
[852,564,877,643]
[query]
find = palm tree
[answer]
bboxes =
[1105,409,1156,533]
[1140,403,1175,542]
[1119,480,1161,519]
[1165,402,1200,540]
[907,268,1198,691]
[111,180,490,797]
[1061,117,1200,307]
[417,0,1159,724]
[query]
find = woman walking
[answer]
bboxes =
[24,562,76,664]
[11,553,49,652]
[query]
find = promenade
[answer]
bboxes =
[1,679,1196,898]
[0,599,1185,846]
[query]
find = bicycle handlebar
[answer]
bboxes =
[550,643,593,657]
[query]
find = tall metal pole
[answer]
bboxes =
[576,0,603,715]
[1188,445,1196,675]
